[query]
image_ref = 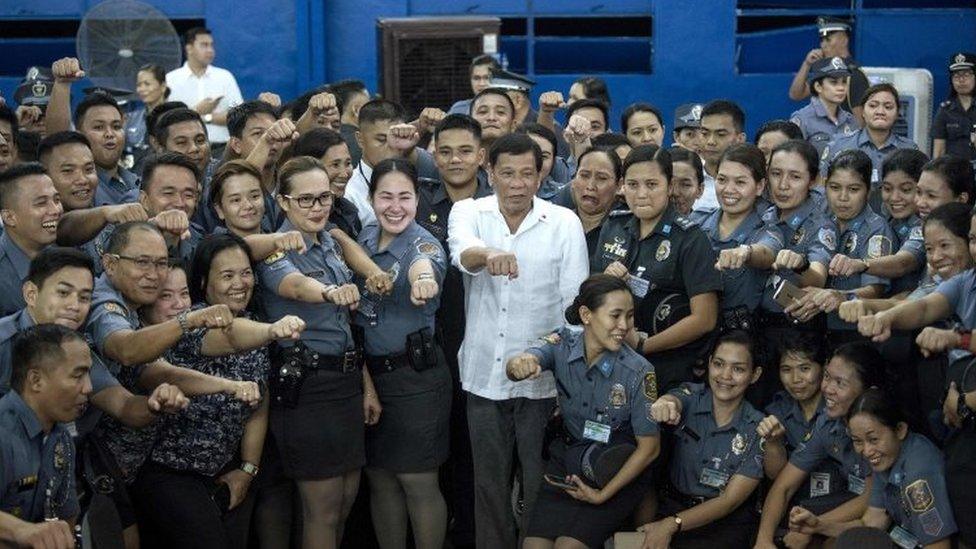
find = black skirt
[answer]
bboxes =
[270,369,365,480]
[366,353,452,473]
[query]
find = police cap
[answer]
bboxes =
[807,56,852,84]
[817,16,851,37]
[673,103,703,130]
[489,68,535,94]
[13,66,54,107]
[949,52,976,72]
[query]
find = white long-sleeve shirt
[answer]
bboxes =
[448,195,588,401]
[166,62,243,144]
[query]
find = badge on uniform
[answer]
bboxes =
[264,250,285,264]
[791,227,806,246]
[905,479,935,512]
[810,472,831,497]
[416,241,441,258]
[802,431,812,442]
[848,473,866,495]
[919,508,945,537]
[818,228,836,251]
[54,440,67,471]
[541,332,561,345]
[731,433,746,455]
[844,233,858,255]
[387,261,401,284]
[909,225,923,241]
[627,273,650,298]
[609,383,627,408]
[699,467,730,489]
[603,236,628,259]
[642,372,657,401]
[821,146,830,161]
[102,302,125,316]
[583,419,611,444]
[867,235,891,259]
[428,213,438,223]
[655,240,671,261]
[889,525,920,549]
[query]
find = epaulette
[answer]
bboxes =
[608,210,633,218]
[418,177,440,188]
[674,215,696,230]
[940,100,952,109]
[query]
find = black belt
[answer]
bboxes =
[757,310,799,329]
[365,352,410,374]
[664,483,707,507]
[276,343,362,374]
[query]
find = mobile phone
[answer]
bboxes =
[773,279,805,309]
[210,481,231,514]
[544,473,578,490]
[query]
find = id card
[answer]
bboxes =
[889,525,920,549]
[847,473,865,495]
[810,472,831,497]
[583,419,611,443]
[627,275,649,298]
[699,467,730,489]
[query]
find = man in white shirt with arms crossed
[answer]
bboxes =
[448,132,588,548]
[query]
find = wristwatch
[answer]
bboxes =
[203,113,213,124]
[176,310,190,334]
[672,515,683,533]
[240,461,260,477]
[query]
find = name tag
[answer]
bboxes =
[810,472,831,497]
[889,525,920,549]
[627,275,650,298]
[699,467,730,489]
[847,473,865,495]
[582,419,611,443]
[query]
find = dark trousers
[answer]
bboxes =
[466,393,555,549]
[132,463,254,549]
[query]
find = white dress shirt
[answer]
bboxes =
[347,161,377,226]
[448,195,588,401]
[693,170,719,214]
[166,62,244,144]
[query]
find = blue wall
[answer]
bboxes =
[1,0,974,145]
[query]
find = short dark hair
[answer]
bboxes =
[288,85,330,123]
[138,64,170,99]
[770,139,819,182]
[566,99,609,129]
[829,341,886,391]
[74,93,123,128]
[369,158,418,197]
[721,143,767,183]
[701,99,745,133]
[189,233,254,304]
[27,246,94,289]
[0,104,19,135]
[573,76,611,106]
[488,133,542,171]
[922,155,975,205]
[881,148,929,182]
[327,79,368,117]
[711,329,757,369]
[621,103,663,135]
[357,99,406,128]
[16,131,41,162]
[38,131,91,165]
[291,128,347,160]
[860,83,900,110]
[0,162,47,209]
[591,132,629,149]
[209,160,264,206]
[470,54,499,75]
[846,387,903,428]
[11,324,85,392]
[777,331,827,367]
[577,147,622,181]
[565,274,630,325]
[517,123,557,155]
[145,101,188,139]
[277,156,326,196]
[754,119,803,144]
[104,221,162,255]
[924,202,971,241]
[623,144,672,182]
[152,108,207,146]
[141,151,201,192]
[827,149,872,188]
[433,114,482,142]
[470,88,515,117]
[669,147,704,186]
[227,100,278,139]
[183,26,212,47]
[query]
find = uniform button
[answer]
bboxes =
[501,308,507,312]
[496,358,501,362]
[499,333,504,337]
[583,402,588,408]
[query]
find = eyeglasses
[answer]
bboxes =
[282,192,333,209]
[111,254,171,272]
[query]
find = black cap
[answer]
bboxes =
[817,16,851,37]
[13,66,54,106]
[807,56,852,84]
[565,442,636,488]
[673,103,703,130]
[488,68,535,93]
[949,52,976,72]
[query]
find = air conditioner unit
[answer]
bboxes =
[862,67,933,155]
[376,17,501,120]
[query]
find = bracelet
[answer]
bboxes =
[416,273,435,282]
[743,244,753,262]
[176,310,190,334]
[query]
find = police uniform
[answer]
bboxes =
[0,391,78,523]
[699,207,784,326]
[825,206,894,332]
[943,341,976,546]
[592,206,722,392]
[355,221,452,473]
[764,392,847,510]
[661,382,765,548]
[789,414,871,509]
[0,232,37,317]
[869,432,957,547]
[523,327,659,547]
[791,58,858,156]
[814,18,871,113]
[95,166,140,207]
[537,176,567,202]
[330,195,363,240]
[888,214,925,295]
[257,218,364,479]
[933,269,976,363]
[820,129,919,186]
[932,52,976,161]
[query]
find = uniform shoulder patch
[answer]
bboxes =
[102,302,125,316]
[673,216,695,230]
[820,145,830,161]
[416,241,441,257]
[540,332,561,345]
[940,100,951,108]
[905,479,935,513]
[866,234,892,259]
[919,508,945,537]
[608,210,633,219]
[264,250,286,264]
[909,225,923,241]
[642,371,658,401]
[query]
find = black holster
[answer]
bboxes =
[406,327,437,372]
[270,344,306,409]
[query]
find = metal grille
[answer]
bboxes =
[396,36,481,118]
